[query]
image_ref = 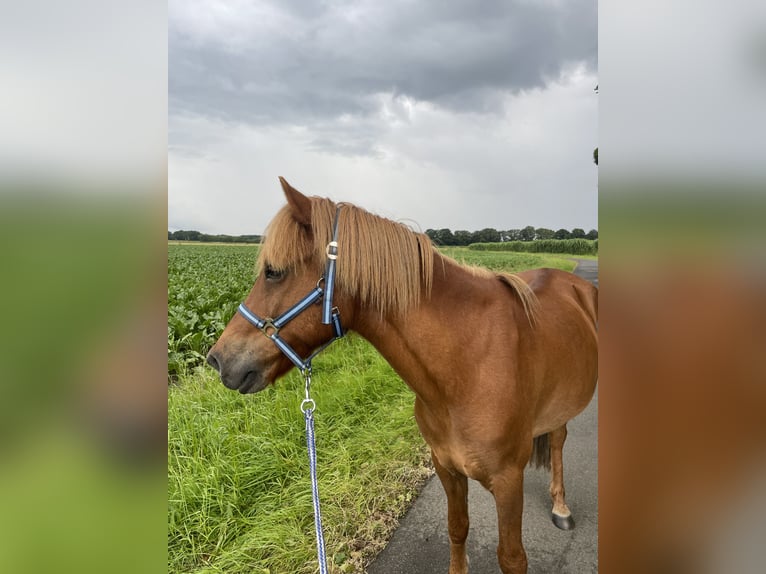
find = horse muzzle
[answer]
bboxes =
[206,349,270,394]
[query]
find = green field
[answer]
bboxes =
[468,238,598,256]
[168,244,584,573]
[168,244,259,379]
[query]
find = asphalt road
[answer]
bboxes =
[367,260,598,573]
[570,258,598,288]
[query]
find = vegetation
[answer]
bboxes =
[168,244,257,379]
[440,248,578,272]
[168,227,597,247]
[425,226,597,246]
[167,244,590,573]
[469,238,598,256]
[169,230,262,243]
[169,338,431,574]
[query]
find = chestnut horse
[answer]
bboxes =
[207,178,598,574]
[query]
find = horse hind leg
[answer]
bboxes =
[547,425,575,530]
[531,427,575,529]
[432,450,470,574]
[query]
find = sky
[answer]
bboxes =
[168,0,598,236]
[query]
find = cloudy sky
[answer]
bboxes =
[169,0,598,236]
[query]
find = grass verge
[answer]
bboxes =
[168,335,431,574]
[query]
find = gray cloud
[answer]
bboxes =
[169,0,596,127]
[168,1,598,236]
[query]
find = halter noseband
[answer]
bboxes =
[237,207,344,372]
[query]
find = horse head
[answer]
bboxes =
[207,178,346,393]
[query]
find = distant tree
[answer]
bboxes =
[172,230,201,241]
[435,228,456,246]
[167,230,261,243]
[425,229,438,243]
[453,230,473,246]
[571,228,586,239]
[505,229,522,241]
[535,227,555,240]
[519,225,536,242]
[474,228,501,243]
[586,229,598,240]
[554,228,571,240]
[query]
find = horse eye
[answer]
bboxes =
[264,265,285,282]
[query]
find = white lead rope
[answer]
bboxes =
[301,367,328,574]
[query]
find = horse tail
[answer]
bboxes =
[530,433,551,470]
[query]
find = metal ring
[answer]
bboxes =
[301,398,316,413]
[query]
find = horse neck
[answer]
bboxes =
[349,252,488,404]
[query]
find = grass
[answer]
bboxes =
[168,336,432,574]
[468,238,598,256]
[440,247,581,273]
[168,246,597,573]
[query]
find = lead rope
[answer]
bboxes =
[300,365,328,574]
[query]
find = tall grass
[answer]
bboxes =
[168,336,431,574]
[439,247,579,272]
[469,238,598,255]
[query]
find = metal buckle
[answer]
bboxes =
[331,307,343,338]
[325,241,338,260]
[260,318,279,338]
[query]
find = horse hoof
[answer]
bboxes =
[552,512,575,530]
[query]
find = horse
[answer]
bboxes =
[206,177,598,574]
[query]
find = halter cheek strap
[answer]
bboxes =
[237,207,344,373]
[321,207,341,325]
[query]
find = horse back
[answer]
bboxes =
[520,267,597,331]
[515,268,598,432]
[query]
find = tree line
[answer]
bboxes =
[425,226,598,246]
[168,230,262,243]
[169,226,597,246]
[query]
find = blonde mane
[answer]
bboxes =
[259,196,538,322]
[259,196,434,316]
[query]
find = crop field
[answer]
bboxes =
[168,244,581,573]
[168,244,259,380]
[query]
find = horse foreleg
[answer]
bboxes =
[432,450,469,574]
[549,424,575,530]
[491,466,528,574]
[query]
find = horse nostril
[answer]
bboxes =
[206,350,221,373]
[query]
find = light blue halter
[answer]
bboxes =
[236,207,344,373]
[235,207,344,574]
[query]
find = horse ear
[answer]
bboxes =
[279,177,312,226]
